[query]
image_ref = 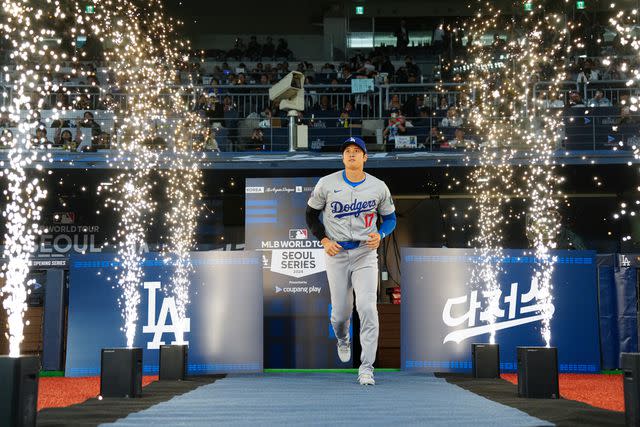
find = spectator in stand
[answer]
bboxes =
[194,93,208,111]
[320,63,334,73]
[387,94,402,111]
[380,56,395,75]
[413,106,433,128]
[403,94,425,119]
[619,104,640,125]
[258,74,271,86]
[404,56,421,77]
[262,36,275,59]
[246,36,261,60]
[53,92,70,109]
[432,23,445,52]
[202,93,224,122]
[252,62,264,74]
[341,65,353,83]
[356,59,376,75]
[32,126,53,147]
[54,128,81,150]
[568,91,586,108]
[395,19,410,55]
[30,111,46,130]
[97,93,118,111]
[425,126,444,149]
[446,128,476,149]
[304,62,315,77]
[235,73,248,86]
[440,107,463,127]
[246,128,265,151]
[276,38,292,59]
[74,95,92,110]
[312,95,335,127]
[491,33,506,57]
[383,108,407,148]
[549,93,565,108]
[227,38,245,60]
[442,128,474,150]
[259,106,273,128]
[437,96,449,112]
[0,111,16,128]
[587,90,612,107]
[0,128,14,147]
[78,111,102,136]
[536,91,551,109]
[337,100,361,128]
[203,127,220,152]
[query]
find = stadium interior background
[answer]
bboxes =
[1,0,640,359]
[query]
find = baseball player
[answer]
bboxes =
[306,137,396,386]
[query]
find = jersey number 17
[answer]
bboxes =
[364,213,375,227]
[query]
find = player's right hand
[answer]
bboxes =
[321,238,342,256]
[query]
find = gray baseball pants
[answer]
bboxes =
[325,244,379,376]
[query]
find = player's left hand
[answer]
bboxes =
[366,232,381,250]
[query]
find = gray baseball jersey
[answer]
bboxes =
[307,170,395,242]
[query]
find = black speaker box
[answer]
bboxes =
[159,344,188,381]
[0,355,40,427]
[517,346,559,399]
[472,343,500,378]
[100,348,143,398]
[621,352,640,426]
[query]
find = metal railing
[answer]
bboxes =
[0,81,637,154]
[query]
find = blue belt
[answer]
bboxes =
[338,241,361,250]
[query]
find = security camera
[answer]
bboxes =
[268,71,305,111]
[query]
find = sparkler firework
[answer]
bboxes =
[0,0,62,357]
[464,1,567,346]
[89,0,204,347]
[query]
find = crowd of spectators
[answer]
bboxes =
[201,36,294,61]
[3,19,640,153]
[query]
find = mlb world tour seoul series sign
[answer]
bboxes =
[245,177,349,368]
[401,248,601,372]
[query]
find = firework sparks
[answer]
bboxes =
[0,0,62,357]
[462,1,567,347]
[87,0,205,347]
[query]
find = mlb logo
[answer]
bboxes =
[289,229,308,240]
[53,212,75,224]
[295,186,302,193]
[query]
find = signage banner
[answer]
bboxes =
[246,177,348,368]
[401,248,600,373]
[65,251,263,377]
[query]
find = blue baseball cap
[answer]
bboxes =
[341,137,367,154]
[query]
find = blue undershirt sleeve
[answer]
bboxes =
[379,212,397,239]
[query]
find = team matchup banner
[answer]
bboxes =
[65,251,263,377]
[401,248,601,373]
[245,177,350,368]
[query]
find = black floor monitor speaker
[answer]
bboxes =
[517,346,559,399]
[100,348,143,398]
[472,343,500,378]
[621,352,640,426]
[159,344,188,381]
[0,355,40,427]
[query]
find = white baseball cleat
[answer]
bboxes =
[358,373,375,386]
[337,339,351,363]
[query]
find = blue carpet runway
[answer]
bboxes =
[103,372,552,426]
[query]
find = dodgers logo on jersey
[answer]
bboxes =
[142,281,191,350]
[331,198,377,218]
